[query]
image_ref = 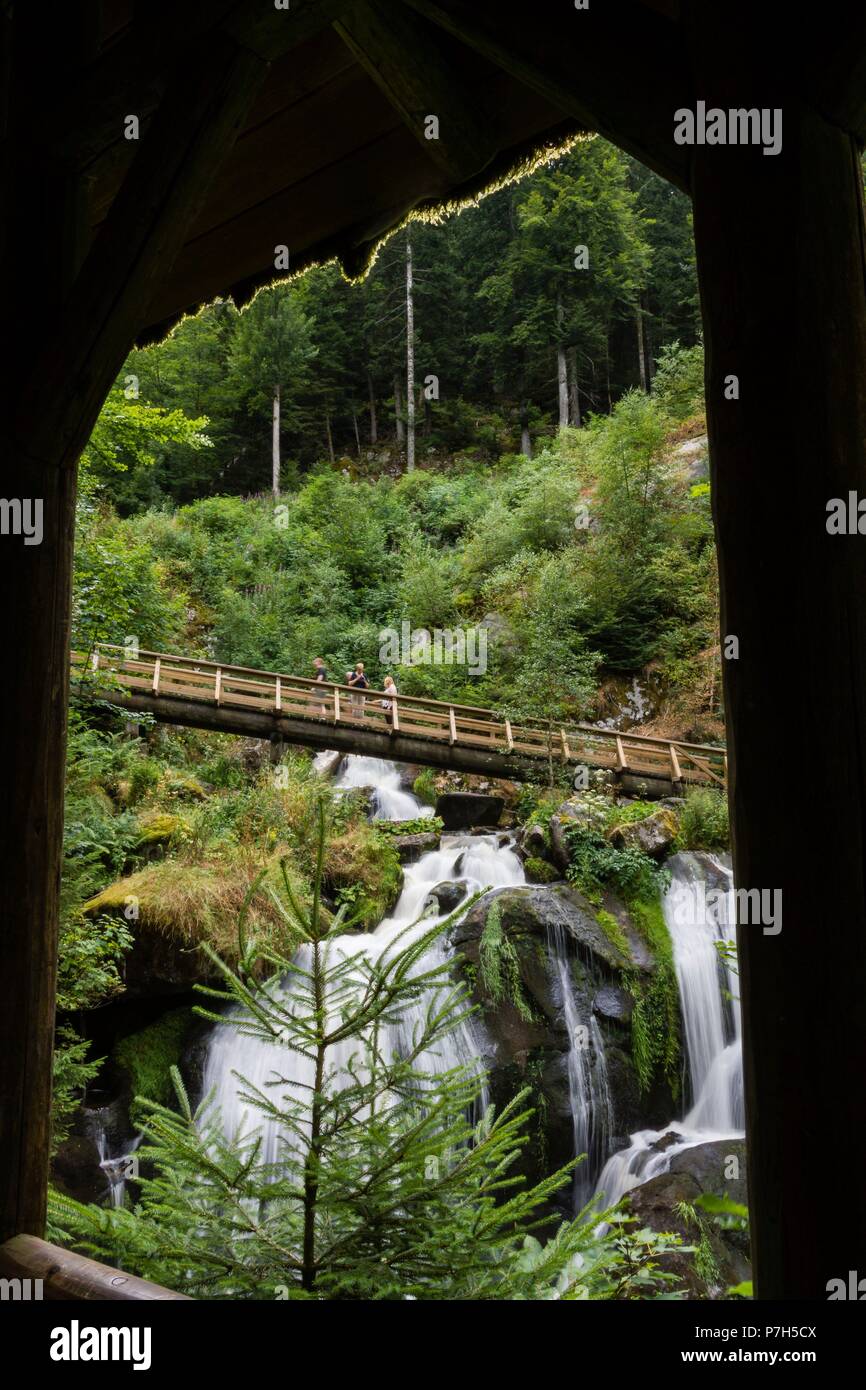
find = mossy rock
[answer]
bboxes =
[136,811,189,847]
[83,852,312,991]
[524,856,560,884]
[113,1008,194,1108]
[606,807,679,859]
[163,773,207,802]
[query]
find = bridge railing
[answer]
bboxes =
[71,644,726,786]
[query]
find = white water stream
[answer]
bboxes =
[199,762,741,1219]
[593,852,744,1210]
[202,757,512,1164]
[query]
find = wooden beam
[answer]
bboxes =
[47,0,349,171]
[0,1235,191,1301]
[333,685,341,722]
[400,0,692,191]
[449,706,458,745]
[214,667,222,705]
[504,718,513,753]
[334,0,495,181]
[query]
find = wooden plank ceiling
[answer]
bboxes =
[56,0,691,343]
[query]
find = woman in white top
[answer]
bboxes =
[381,675,397,711]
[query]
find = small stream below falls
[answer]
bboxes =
[198,758,743,1219]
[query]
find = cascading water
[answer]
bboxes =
[88,1118,142,1209]
[593,852,743,1210]
[334,754,434,821]
[548,919,614,1211]
[201,756,519,1164]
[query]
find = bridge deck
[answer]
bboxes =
[71,645,727,789]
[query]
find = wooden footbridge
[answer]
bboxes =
[71,644,727,792]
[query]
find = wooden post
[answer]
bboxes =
[214,667,222,705]
[691,35,866,1294]
[275,676,281,713]
[152,658,161,695]
[333,686,340,723]
[391,698,400,734]
[669,743,682,791]
[449,707,458,745]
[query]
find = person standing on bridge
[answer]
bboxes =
[380,674,397,717]
[348,661,369,720]
[312,656,329,718]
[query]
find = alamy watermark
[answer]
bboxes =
[0,497,42,545]
[379,620,487,676]
[674,102,782,156]
[669,881,782,936]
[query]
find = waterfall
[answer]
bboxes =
[593,852,743,1210]
[547,925,614,1211]
[87,1118,142,1209]
[201,757,520,1164]
[334,754,434,821]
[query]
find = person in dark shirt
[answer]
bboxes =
[348,661,368,719]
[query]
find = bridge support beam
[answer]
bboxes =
[692,26,866,1296]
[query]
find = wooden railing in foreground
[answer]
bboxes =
[0,1235,190,1300]
[71,644,727,788]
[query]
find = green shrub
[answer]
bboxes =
[676,786,729,850]
[412,769,439,807]
[564,824,661,903]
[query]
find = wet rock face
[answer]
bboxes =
[392,831,441,863]
[435,792,504,831]
[449,884,676,1195]
[423,879,470,915]
[625,1138,750,1298]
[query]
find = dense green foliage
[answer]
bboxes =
[108,140,697,495]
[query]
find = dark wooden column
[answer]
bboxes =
[692,93,866,1295]
[0,14,266,1243]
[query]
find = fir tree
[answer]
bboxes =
[50,803,683,1300]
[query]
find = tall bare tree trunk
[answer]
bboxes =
[556,293,568,430]
[367,370,378,443]
[272,383,280,497]
[636,299,648,391]
[520,420,532,457]
[352,408,361,457]
[567,346,581,426]
[325,411,335,464]
[394,372,404,450]
[406,232,416,471]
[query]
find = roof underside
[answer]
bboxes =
[63,0,691,345]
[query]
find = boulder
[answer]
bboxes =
[435,791,504,830]
[392,831,441,863]
[52,1133,110,1206]
[625,1138,750,1298]
[607,807,679,859]
[592,982,634,1023]
[423,880,470,915]
[524,856,561,884]
[521,823,549,858]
